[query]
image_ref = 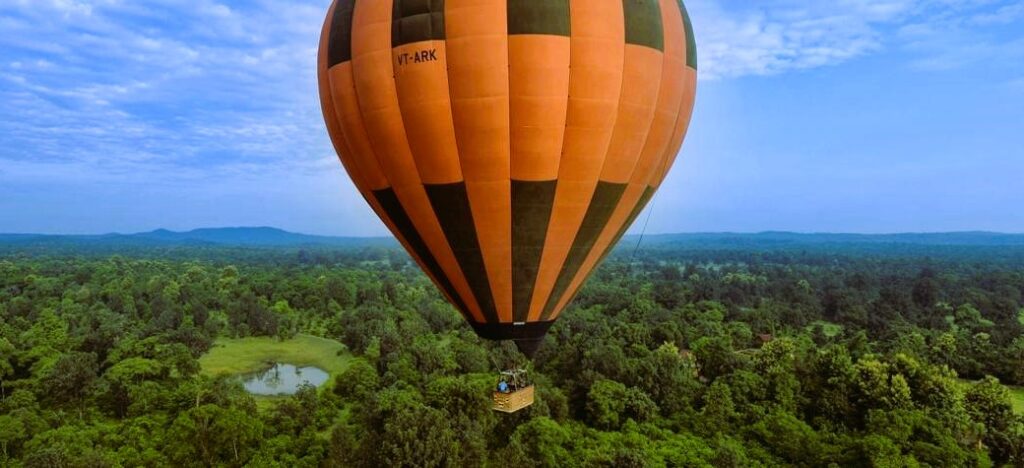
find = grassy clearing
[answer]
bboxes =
[957,379,1024,415]
[1009,387,1024,415]
[200,334,352,378]
[807,320,844,338]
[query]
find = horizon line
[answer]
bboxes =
[2,226,1024,238]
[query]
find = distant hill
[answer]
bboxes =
[632,231,1024,247]
[0,227,397,249]
[128,227,395,247]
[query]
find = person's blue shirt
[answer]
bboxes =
[498,381,509,393]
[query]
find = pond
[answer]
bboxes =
[241,363,330,396]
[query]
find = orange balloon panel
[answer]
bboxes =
[318,0,698,356]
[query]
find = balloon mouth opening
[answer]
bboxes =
[514,338,544,360]
[468,321,554,360]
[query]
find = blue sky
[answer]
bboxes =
[0,0,1022,236]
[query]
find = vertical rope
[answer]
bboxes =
[631,192,658,263]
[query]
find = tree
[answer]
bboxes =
[749,410,823,466]
[643,342,702,416]
[586,379,657,430]
[0,337,13,398]
[754,338,800,411]
[855,434,920,468]
[268,384,321,436]
[701,381,739,435]
[851,356,913,418]
[368,392,459,467]
[965,376,1020,463]
[322,275,356,309]
[21,307,69,355]
[101,357,166,417]
[41,351,99,417]
[168,404,263,466]
[168,404,221,466]
[0,414,24,460]
[500,417,574,468]
[912,275,941,308]
[692,335,742,381]
[271,300,299,340]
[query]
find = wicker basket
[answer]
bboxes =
[492,385,535,413]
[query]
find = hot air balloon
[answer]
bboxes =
[317,0,697,363]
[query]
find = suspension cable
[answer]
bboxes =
[631,193,659,263]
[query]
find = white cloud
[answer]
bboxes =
[0,0,334,180]
[689,0,1023,79]
[688,0,907,79]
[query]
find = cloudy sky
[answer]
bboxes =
[1,0,1022,235]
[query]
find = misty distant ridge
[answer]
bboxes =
[128,227,392,246]
[637,231,1024,246]
[1,227,1024,248]
[0,227,396,248]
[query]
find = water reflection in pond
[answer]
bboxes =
[242,363,329,396]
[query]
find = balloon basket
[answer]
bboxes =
[493,385,535,413]
[493,368,534,413]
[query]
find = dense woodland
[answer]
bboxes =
[2,238,1024,467]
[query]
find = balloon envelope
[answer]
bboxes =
[318,0,697,356]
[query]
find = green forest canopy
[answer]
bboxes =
[2,234,1024,466]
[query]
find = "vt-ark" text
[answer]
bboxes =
[396,49,438,66]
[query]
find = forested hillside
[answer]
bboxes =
[1,237,1024,466]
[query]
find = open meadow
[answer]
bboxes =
[199,334,352,377]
